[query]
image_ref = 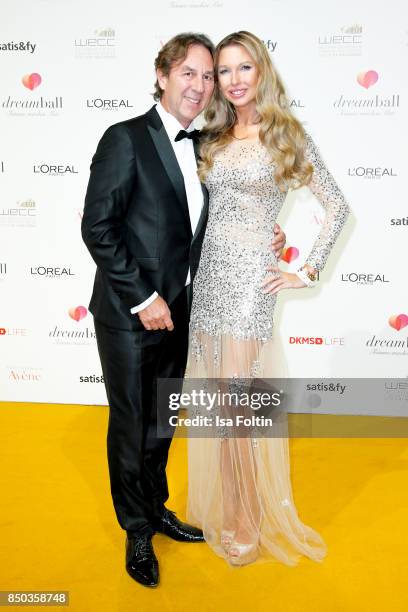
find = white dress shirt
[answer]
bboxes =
[130,102,204,314]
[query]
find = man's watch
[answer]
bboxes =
[295,265,317,287]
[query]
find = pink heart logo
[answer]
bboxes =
[357,70,378,89]
[22,73,42,90]
[389,314,408,331]
[68,306,88,322]
[281,246,299,264]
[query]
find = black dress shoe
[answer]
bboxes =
[154,508,204,542]
[125,534,159,587]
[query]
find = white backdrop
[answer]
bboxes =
[1,0,407,410]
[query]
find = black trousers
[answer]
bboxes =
[94,288,189,537]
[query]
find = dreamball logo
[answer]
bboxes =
[333,70,400,117]
[366,314,408,356]
[389,314,408,332]
[49,306,96,345]
[356,70,378,89]
[68,306,88,322]
[280,246,299,264]
[22,73,41,90]
[2,73,63,117]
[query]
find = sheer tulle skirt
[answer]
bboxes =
[185,329,327,566]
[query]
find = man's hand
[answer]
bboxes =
[137,295,174,331]
[270,223,286,259]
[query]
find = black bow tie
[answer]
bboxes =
[175,129,200,143]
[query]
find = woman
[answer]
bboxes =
[185,31,350,566]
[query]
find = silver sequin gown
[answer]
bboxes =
[185,133,350,566]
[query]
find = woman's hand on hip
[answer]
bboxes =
[261,265,306,295]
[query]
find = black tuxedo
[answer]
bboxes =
[82,106,208,535]
[82,105,208,331]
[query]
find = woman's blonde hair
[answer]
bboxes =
[198,31,313,190]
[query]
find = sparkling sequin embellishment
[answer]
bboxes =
[189,135,350,349]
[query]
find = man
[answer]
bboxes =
[82,32,286,588]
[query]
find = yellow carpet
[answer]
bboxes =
[1,402,407,612]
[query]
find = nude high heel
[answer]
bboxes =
[228,541,259,566]
[221,530,235,551]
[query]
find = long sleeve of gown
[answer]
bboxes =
[302,132,350,271]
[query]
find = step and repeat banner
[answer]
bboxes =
[1,0,407,410]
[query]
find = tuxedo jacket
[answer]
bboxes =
[82,105,208,331]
